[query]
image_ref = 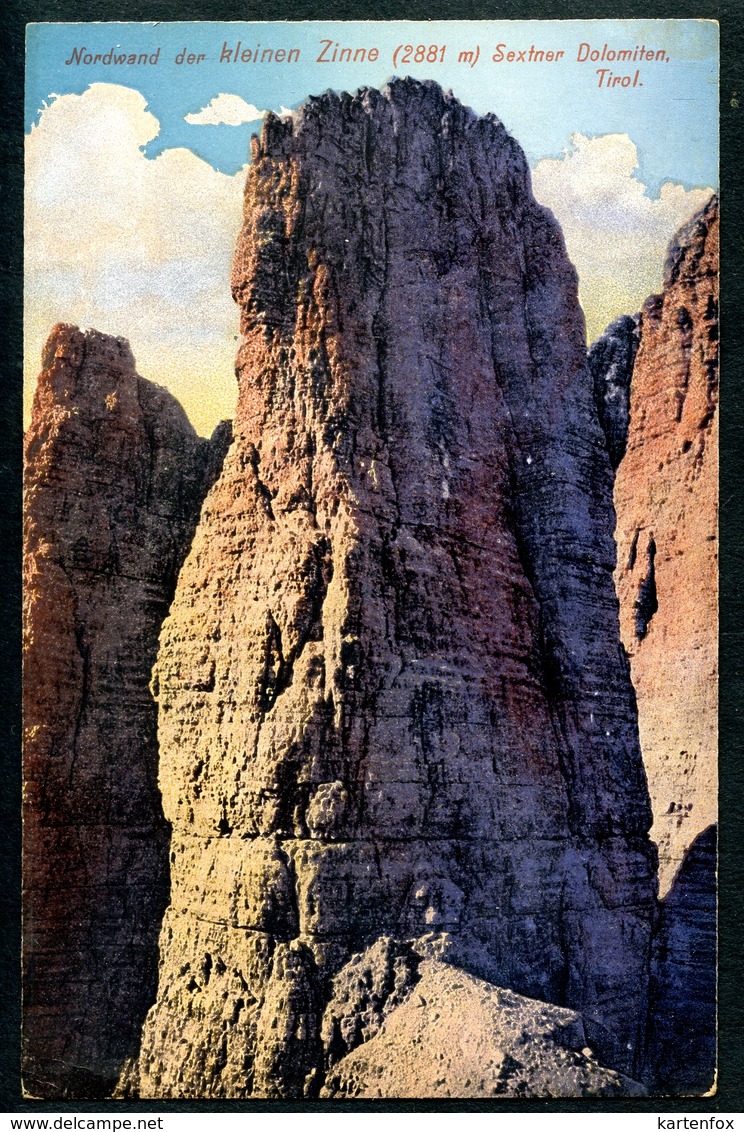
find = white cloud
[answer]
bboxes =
[531,133,714,343]
[25,83,247,435]
[25,95,715,437]
[184,93,266,126]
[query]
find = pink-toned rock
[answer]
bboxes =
[612,196,718,897]
[606,195,718,1094]
[23,325,230,1098]
[129,80,656,1098]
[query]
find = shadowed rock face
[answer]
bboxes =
[647,824,716,1095]
[612,195,718,899]
[23,325,231,1098]
[129,79,656,1098]
[588,314,641,470]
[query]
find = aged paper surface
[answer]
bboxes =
[23,20,718,1100]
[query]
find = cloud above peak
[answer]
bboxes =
[184,93,266,126]
[25,85,715,438]
[25,83,247,436]
[531,132,713,341]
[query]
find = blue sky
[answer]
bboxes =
[27,20,718,191]
[25,20,718,434]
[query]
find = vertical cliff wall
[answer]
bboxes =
[612,196,718,898]
[649,824,717,1094]
[604,196,718,1094]
[588,314,641,471]
[131,80,656,1098]
[23,325,231,1098]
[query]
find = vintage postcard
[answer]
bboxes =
[22,20,718,1101]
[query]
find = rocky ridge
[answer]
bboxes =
[320,946,646,1099]
[22,325,231,1098]
[128,79,657,1098]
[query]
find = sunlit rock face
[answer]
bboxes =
[606,195,718,1094]
[612,194,718,899]
[129,79,656,1099]
[23,324,230,1098]
[320,941,647,1099]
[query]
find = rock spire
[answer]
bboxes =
[23,325,230,1097]
[129,80,656,1098]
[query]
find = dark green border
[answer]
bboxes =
[2,0,741,1115]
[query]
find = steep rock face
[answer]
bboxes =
[607,196,718,1093]
[612,195,718,898]
[648,824,716,1094]
[588,313,641,469]
[131,80,656,1098]
[23,325,231,1098]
